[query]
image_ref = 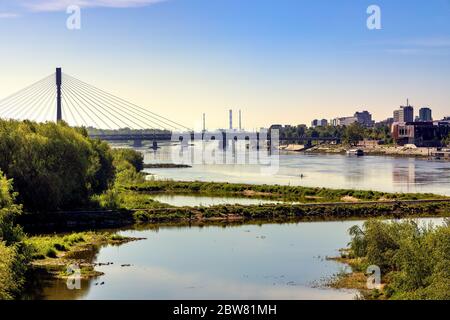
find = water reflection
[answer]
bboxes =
[141,144,450,196]
[27,218,444,300]
[150,194,283,207]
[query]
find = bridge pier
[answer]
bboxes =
[220,131,228,150]
[133,139,143,148]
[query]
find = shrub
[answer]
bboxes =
[0,171,29,299]
[0,120,115,211]
[348,219,450,300]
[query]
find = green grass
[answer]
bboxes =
[124,180,447,203]
[26,232,136,260]
[131,202,450,223]
[25,232,88,259]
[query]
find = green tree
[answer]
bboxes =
[111,148,145,185]
[342,123,365,146]
[442,133,450,147]
[348,219,450,300]
[0,120,115,211]
[0,171,29,300]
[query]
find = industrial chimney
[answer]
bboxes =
[229,109,233,130]
[239,109,242,131]
[202,113,206,132]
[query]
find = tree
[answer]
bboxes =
[0,120,115,212]
[343,123,365,146]
[0,171,29,299]
[442,133,450,147]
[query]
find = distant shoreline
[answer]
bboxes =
[279,143,447,159]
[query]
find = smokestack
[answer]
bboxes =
[239,110,242,130]
[229,109,233,130]
[202,113,206,131]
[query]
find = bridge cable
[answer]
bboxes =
[35,85,58,123]
[5,78,55,120]
[63,76,162,130]
[61,84,79,126]
[10,79,55,120]
[62,83,102,128]
[19,81,56,121]
[63,77,148,129]
[63,79,125,129]
[0,75,55,117]
[63,76,169,130]
[63,73,192,131]
[63,74,180,131]
[62,81,110,129]
[43,90,58,123]
[0,74,54,110]
[61,84,90,127]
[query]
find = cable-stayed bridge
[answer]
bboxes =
[0,68,191,146]
[0,68,340,149]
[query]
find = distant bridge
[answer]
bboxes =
[280,137,341,145]
[0,68,341,149]
[0,68,192,139]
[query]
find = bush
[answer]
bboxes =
[111,148,144,172]
[0,171,29,299]
[0,243,23,299]
[0,120,116,212]
[348,219,450,299]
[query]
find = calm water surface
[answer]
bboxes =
[140,144,450,196]
[150,194,283,207]
[31,218,444,300]
[30,144,448,299]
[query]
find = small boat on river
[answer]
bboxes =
[346,149,364,156]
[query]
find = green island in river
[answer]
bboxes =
[1,120,449,300]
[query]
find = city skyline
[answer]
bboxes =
[1,0,450,129]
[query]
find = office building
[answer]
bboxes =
[354,110,374,127]
[393,105,414,123]
[418,107,432,121]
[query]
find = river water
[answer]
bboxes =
[150,194,284,207]
[29,218,444,300]
[141,143,450,196]
[28,144,448,300]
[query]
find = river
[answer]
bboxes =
[140,143,450,196]
[27,144,449,299]
[28,218,444,300]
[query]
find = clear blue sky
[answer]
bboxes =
[1,0,449,129]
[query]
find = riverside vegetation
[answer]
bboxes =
[0,119,144,299]
[0,119,449,299]
[331,219,450,300]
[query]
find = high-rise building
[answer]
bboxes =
[393,110,401,122]
[354,110,374,127]
[418,107,432,121]
[393,105,414,123]
[401,106,414,122]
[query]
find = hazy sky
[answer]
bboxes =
[0,0,449,130]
